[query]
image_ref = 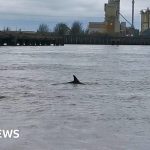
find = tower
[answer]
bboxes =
[105,0,120,33]
[141,8,150,33]
[106,0,120,20]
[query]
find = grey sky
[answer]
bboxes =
[0,0,149,30]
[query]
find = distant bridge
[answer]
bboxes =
[0,31,64,46]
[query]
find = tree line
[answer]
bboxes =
[37,21,88,36]
[1,21,89,36]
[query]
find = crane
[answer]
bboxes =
[119,0,135,29]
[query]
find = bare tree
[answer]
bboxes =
[70,21,83,35]
[37,24,49,33]
[54,23,70,36]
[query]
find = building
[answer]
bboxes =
[88,0,120,35]
[88,22,107,34]
[105,0,120,33]
[141,8,150,33]
[120,22,126,36]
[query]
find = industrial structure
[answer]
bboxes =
[89,0,120,35]
[141,8,150,33]
[88,0,139,36]
[132,0,135,28]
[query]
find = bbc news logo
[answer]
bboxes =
[0,130,20,139]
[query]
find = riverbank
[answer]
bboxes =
[0,31,150,46]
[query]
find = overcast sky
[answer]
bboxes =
[0,0,149,31]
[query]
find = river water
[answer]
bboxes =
[0,45,150,150]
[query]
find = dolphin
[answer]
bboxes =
[68,75,84,84]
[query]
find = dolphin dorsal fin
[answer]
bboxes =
[73,75,80,83]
